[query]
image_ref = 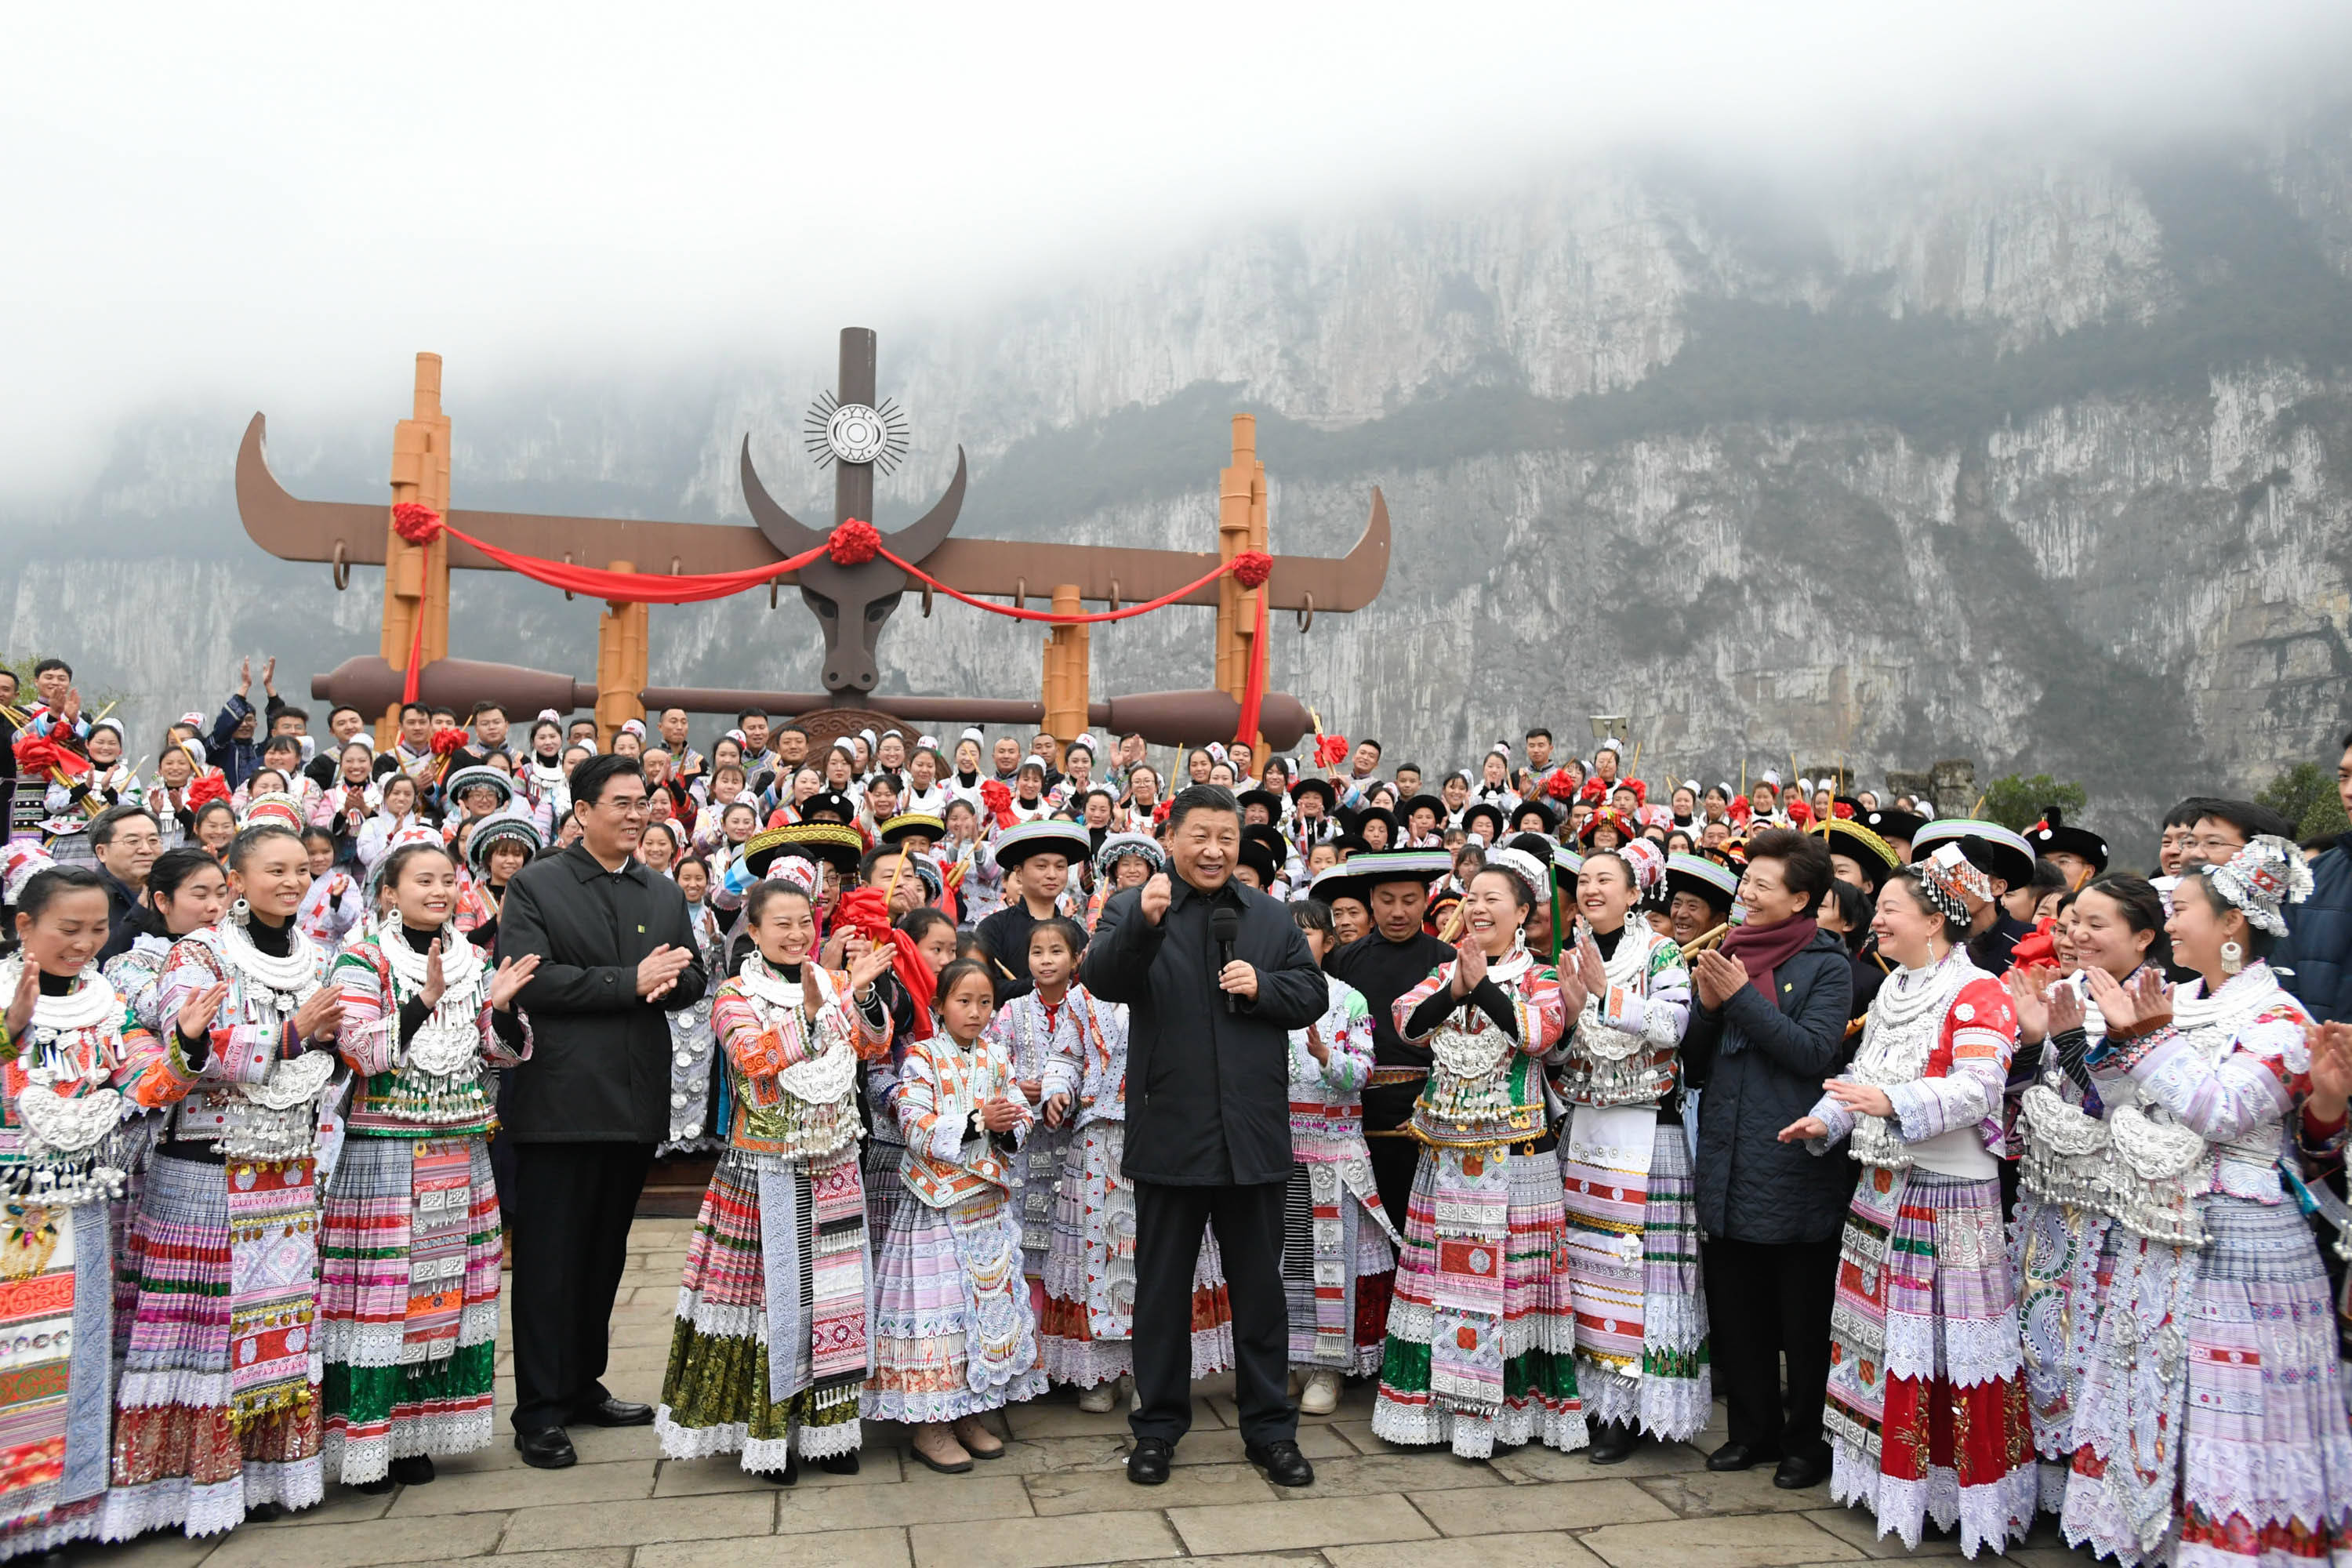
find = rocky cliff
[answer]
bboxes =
[9,112,2352,858]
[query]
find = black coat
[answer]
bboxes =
[2278,843,2352,1024]
[1684,927,1855,1246]
[499,844,709,1143]
[1081,876,1328,1187]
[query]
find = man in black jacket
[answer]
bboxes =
[1082,786,1328,1490]
[497,753,706,1468]
[1682,828,1853,1491]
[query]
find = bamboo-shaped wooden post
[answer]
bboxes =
[379,353,452,747]
[1044,583,1087,756]
[595,568,648,747]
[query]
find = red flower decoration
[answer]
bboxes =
[1787,799,1813,827]
[187,770,230,811]
[1314,733,1351,768]
[1232,550,1272,589]
[1729,794,1752,822]
[430,728,468,757]
[391,502,443,546]
[978,778,1016,831]
[827,518,881,566]
[11,734,88,779]
[1544,771,1578,801]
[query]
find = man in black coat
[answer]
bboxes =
[496,753,706,1468]
[1682,828,1853,1491]
[1082,785,1328,1490]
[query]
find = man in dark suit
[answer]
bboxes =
[1081,785,1329,1490]
[497,753,707,1468]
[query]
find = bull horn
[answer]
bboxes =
[739,436,825,555]
[884,445,966,565]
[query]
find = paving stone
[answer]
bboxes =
[386,1455,653,1517]
[1174,1424,1357,1466]
[429,1421,663,1475]
[1170,1494,1437,1555]
[1578,1512,1864,1567]
[245,1487,395,1527]
[1327,1531,1608,1568]
[498,1490,775,1552]
[1291,1451,1504,1498]
[205,1511,506,1568]
[775,1474,1033,1530]
[909,1509,1186,1568]
[637,1530,913,1568]
[1486,1439,1708,1483]
[1410,1477,1673,1534]
[1029,1459,1276,1515]
[999,1395,1221,1439]
[1634,1466,1834,1516]
[1104,1557,1329,1568]
[74,1532,224,1568]
[1800,1505,1965,1558]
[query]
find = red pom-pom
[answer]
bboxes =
[828,518,881,566]
[1314,734,1350,768]
[1787,799,1813,827]
[1152,799,1173,826]
[1729,794,1751,822]
[1544,771,1577,802]
[430,728,467,757]
[1834,800,1856,820]
[12,734,88,779]
[391,502,443,546]
[1231,550,1273,590]
[978,778,1015,831]
[187,770,230,812]
[1624,779,1648,806]
[834,886,892,944]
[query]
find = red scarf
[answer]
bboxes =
[1719,916,1818,1004]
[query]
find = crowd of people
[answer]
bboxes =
[0,648,2347,1566]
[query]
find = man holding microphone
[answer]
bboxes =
[1082,784,1330,1489]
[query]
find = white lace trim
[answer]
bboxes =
[1369,1390,1588,1459]
[1830,1442,2036,1559]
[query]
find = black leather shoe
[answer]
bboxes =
[571,1397,655,1428]
[1773,1450,1831,1490]
[764,1452,800,1486]
[1586,1421,1637,1465]
[243,1501,286,1523]
[815,1451,859,1475]
[389,1454,435,1486]
[1706,1440,1777,1472]
[514,1427,578,1468]
[1127,1437,1174,1486]
[1245,1439,1316,1488]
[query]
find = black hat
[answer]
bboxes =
[1396,793,1448,829]
[990,819,1094,872]
[1290,776,1337,813]
[878,812,946,848]
[798,789,858,826]
[744,822,863,878]
[2027,807,2109,875]
[1507,797,1560,834]
[1909,818,2035,893]
[1460,801,1506,844]
[1237,788,1287,822]
[1346,805,1399,847]
[1664,851,1738,913]
[1863,806,1928,849]
[1308,848,1451,910]
[1237,833,1281,887]
[1813,818,1901,893]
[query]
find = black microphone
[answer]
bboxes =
[1210,908,1241,1015]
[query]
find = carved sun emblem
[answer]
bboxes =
[805,394,909,474]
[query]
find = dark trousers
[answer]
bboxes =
[1700,1235,1841,1461]
[1131,1178,1293,1448]
[509,1140,655,1432]
[1365,1135,1419,1244]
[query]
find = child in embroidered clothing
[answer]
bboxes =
[655,873,894,1484]
[1281,900,1395,1417]
[321,840,535,1491]
[864,959,1047,1474]
[0,858,157,1559]
[984,919,1087,1308]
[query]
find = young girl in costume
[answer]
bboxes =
[320,838,535,1490]
[656,869,895,1483]
[865,958,1045,1473]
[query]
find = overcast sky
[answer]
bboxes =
[4,1,2347,492]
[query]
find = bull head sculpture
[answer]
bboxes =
[739,436,964,699]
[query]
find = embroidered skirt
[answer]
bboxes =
[1038,1122,1235,1388]
[0,1198,111,1559]
[1561,1122,1710,1439]
[1011,1120,1074,1284]
[655,1150,868,1468]
[864,1185,1045,1424]
[1826,1166,2034,1559]
[2010,1184,2109,1488]
[2062,1197,2352,1567]
[1281,1157,1394,1376]
[1371,1144,1582,1459]
[318,1135,501,1483]
[102,1153,324,1541]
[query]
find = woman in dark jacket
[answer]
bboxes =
[1682,829,1853,1491]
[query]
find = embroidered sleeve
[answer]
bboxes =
[329,946,400,1079]
[1040,998,1087,1102]
[1808,1080,1857,1148]
[1321,985,1376,1091]
[1515,968,1568,1058]
[896,1039,968,1162]
[158,939,292,1087]
[2122,1003,2308,1142]
[1392,967,1453,1045]
[1596,941,1692,1047]
[1886,977,2015,1149]
[848,971,892,1061]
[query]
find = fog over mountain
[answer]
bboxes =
[7,9,2352,853]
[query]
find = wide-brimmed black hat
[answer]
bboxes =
[797,789,858,826]
[1236,788,1287,822]
[1813,818,1901,893]
[1237,833,1281,887]
[2026,806,2109,874]
[1290,776,1338,813]
[990,818,1094,872]
[1396,793,1448,829]
[744,822,863,878]
[1664,850,1738,913]
[877,812,945,848]
[1910,818,2035,892]
[1460,801,1506,844]
[1863,806,1929,849]
[1507,797,1560,834]
[1308,848,1450,910]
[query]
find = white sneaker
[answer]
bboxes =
[1299,1370,1341,1415]
[1077,1382,1117,1413]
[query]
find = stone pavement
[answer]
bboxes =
[77,1216,2100,1568]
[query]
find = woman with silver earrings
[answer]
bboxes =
[102,822,347,1541]
[2049,836,2352,1565]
